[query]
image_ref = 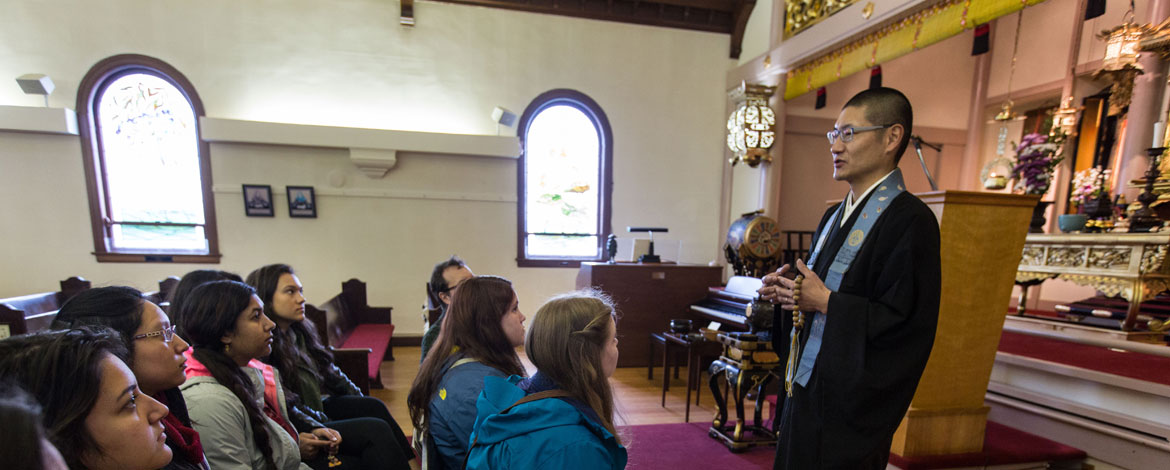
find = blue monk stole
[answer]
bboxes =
[784,169,905,395]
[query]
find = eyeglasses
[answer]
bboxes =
[132,325,175,343]
[442,279,467,294]
[827,124,892,145]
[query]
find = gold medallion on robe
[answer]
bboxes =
[848,229,864,247]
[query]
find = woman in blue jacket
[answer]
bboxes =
[466,290,627,470]
[407,276,527,470]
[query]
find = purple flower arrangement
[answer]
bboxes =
[1012,133,1064,195]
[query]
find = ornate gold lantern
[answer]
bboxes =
[1101,13,1144,71]
[1096,9,1147,108]
[727,82,777,167]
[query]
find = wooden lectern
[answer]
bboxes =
[576,262,723,367]
[889,191,1039,456]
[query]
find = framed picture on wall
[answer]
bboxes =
[287,186,317,218]
[242,184,274,217]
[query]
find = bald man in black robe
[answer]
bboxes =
[760,87,940,469]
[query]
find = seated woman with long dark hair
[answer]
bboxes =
[0,328,173,470]
[246,263,413,469]
[168,269,243,339]
[465,291,627,469]
[52,286,209,470]
[176,280,317,470]
[0,382,68,470]
[407,275,527,470]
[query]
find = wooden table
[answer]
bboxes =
[652,331,722,422]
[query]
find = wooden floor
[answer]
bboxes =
[369,346,772,428]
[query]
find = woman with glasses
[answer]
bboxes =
[246,263,413,470]
[53,286,208,470]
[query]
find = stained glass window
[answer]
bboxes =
[96,73,207,252]
[79,55,218,262]
[518,91,612,265]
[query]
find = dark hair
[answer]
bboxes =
[408,275,524,433]
[0,382,50,470]
[0,327,129,470]
[429,255,467,294]
[843,87,914,163]
[245,264,337,407]
[51,286,145,364]
[176,280,277,470]
[170,270,242,338]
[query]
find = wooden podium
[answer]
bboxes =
[576,262,723,367]
[889,191,1039,456]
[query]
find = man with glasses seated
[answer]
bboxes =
[420,256,475,362]
[758,87,941,469]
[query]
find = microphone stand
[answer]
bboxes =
[911,135,942,191]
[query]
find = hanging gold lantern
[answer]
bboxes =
[727,82,777,167]
[1096,8,1147,108]
[1101,17,1144,71]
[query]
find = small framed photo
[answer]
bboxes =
[242,184,274,217]
[286,186,317,218]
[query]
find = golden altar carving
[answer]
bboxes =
[1014,233,1170,336]
[783,0,857,39]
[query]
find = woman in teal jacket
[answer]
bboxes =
[466,291,627,470]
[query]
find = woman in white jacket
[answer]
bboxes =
[178,280,326,470]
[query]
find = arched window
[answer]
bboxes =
[517,90,613,267]
[77,55,219,262]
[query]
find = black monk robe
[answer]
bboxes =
[772,191,940,470]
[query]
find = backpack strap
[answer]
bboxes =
[461,389,573,470]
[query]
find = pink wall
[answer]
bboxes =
[784,20,977,130]
[776,28,976,235]
[776,116,968,234]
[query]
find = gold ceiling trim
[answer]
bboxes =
[784,0,860,39]
[784,0,1050,100]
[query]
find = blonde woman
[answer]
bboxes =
[465,291,627,470]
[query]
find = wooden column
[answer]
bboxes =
[890,191,1038,456]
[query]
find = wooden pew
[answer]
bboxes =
[304,304,374,394]
[144,276,181,312]
[0,277,91,338]
[310,279,396,388]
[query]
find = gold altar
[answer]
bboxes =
[706,332,780,452]
[1012,232,1170,343]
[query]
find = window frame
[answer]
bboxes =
[516,89,614,268]
[77,54,221,263]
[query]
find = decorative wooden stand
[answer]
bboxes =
[889,191,1038,456]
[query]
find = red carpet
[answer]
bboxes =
[889,421,1085,469]
[624,422,774,469]
[998,330,1170,386]
[625,420,1085,470]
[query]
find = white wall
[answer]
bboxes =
[0,0,732,335]
[738,0,776,65]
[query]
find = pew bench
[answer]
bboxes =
[0,277,91,338]
[310,279,396,388]
[305,304,375,394]
[144,276,180,313]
